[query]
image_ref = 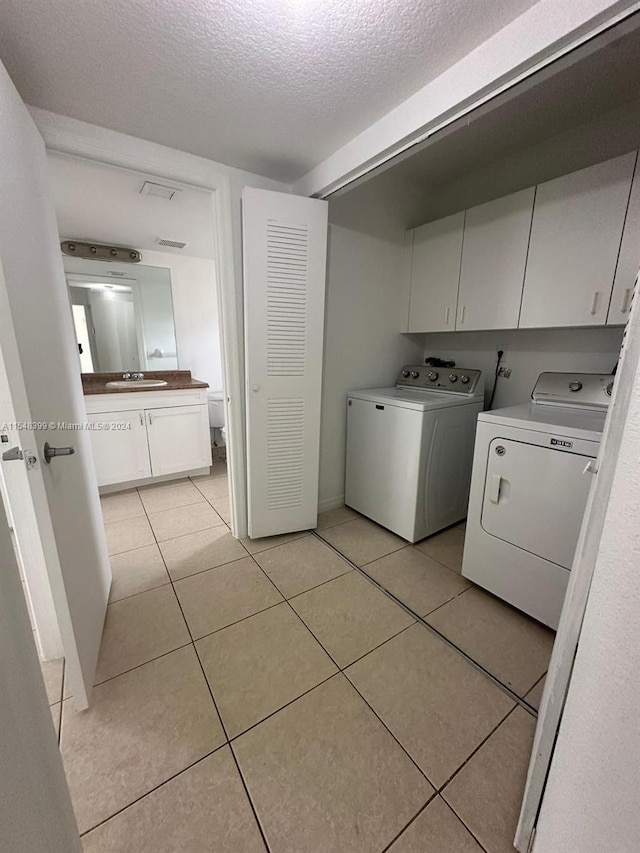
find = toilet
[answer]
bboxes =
[207,390,226,450]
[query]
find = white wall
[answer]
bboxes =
[420,327,624,408]
[318,224,423,509]
[532,321,640,852]
[140,250,222,390]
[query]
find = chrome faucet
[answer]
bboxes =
[132,372,144,381]
[121,372,144,381]
[122,372,131,380]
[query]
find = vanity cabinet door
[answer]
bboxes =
[146,404,211,477]
[86,410,151,487]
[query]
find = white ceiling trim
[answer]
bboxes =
[294,0,640,199]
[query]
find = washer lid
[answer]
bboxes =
[348,386,484,411]
[478,402,606,442]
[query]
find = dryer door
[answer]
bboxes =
[481,438,595,569]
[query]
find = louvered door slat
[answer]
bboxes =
[243,188,328,538]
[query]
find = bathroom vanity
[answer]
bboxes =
[82,371,211,490]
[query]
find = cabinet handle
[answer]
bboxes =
[621,288,632,314]
[147,412,152,426]
[139,413,144,426]
[460,305,466,325]
[590,291,600,316]
[445,307,450,325]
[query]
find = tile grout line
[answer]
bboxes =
[438,705,518,794]
[98,491,527,847]
[310,530,539,718]
[137,485,273,853]
[78,744,229,838]
[379,792,490,853]
[437,796,491,853]
[245,552,439,792]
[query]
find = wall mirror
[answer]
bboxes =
[64,257,178,374]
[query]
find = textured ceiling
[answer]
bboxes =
[0,0,537,182]
[49,154,216,258]
[329,23,640,235]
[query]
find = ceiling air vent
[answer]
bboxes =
[140,181,181,200]
[154,237,188,249]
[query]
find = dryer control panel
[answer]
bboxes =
[396,365,483,395]
[532,372,614,411]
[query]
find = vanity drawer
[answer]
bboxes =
[84,389,208,414]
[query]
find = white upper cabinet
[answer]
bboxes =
[519,152,636,329]
[406,212,464,333]
[607,154,640,325]
[456,188,535,331]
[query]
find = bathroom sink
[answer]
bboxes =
[106,379,168,389]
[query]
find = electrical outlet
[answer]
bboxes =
[498,366,512,378]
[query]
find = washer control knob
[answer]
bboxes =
[460,375,470,384]
[606,381,614,397]
[401,370,410,378]
[410,371,419,379]
[427,371,438,381]
[569,381,583,392]
[448,374,458,382]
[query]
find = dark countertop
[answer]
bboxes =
[82,370,209,395]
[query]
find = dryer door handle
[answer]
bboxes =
[488,474,502,504]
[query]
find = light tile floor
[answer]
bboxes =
[50,469,554,852]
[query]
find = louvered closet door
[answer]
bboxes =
[243,188,328,539]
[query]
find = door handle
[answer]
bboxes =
[43,442,75,464]
[590,291,600,316]
[460,305,466,325]
[488,473,502,504]
[445,307,450,325]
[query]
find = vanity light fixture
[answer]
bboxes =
[61,240,142,263]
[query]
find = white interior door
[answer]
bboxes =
[0,61,111,709]
[243,188,328,538]
[0,499,82,852]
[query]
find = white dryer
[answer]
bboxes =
[462,372,613,629]
[345,365,484,542]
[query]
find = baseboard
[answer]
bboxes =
[318,494,346,513]
[99,467,210,494]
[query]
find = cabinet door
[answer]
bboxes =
[87,410,151,487]
[456,188,534,331]
[146,405,211,477]
[520,152,636,328]
[407,212,464,333]
[607,153,640,325]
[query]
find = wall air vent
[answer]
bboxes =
[61,240,142,263]
[140,181,181,200]
[154,237,188,249]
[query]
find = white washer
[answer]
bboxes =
[345,365,484,543]
[462,372,614,630]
